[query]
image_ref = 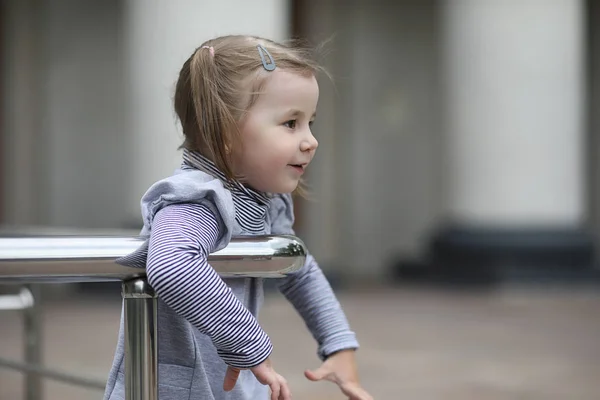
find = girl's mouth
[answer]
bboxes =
[288,164,305,174]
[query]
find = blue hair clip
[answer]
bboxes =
[257,45,276,71]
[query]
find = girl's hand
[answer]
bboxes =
[223,357,292,400]
[304,349,373,400]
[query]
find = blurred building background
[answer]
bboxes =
[2,1,600,399]
[2,0,600,287]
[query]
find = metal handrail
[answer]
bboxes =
[0,235,307,400]
[0,234,306,282]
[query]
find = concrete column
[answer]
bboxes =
[123,0,290,224]
[441,0,585,227]
[430,0,596,283]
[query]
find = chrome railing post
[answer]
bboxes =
[122,278,158,400]
[24,284,42,400]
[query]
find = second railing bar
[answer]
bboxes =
[0,357,106,390]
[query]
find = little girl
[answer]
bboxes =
[103,35,373,400]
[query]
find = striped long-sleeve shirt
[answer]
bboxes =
[146,203,273,368]
[125,150,359,369]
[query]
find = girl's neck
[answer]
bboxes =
[182,149,271,205]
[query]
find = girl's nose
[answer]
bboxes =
[301,132,318,152]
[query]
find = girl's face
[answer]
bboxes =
[234,69,319,193]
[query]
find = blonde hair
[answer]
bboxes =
[174,35,325,191]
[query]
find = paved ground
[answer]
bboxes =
[1,284,600,399]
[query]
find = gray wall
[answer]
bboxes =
[2,0,128,229]
[43,0,128,229]
[300,0,443,279]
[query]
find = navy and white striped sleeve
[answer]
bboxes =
[270,194,360,360]
[146,203,272,369]
[277,254,359,360]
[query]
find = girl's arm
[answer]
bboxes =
[270,194,359,360]
[277,254,359,360]
[147,203,272,369]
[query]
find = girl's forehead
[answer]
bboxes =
[255,70,319,108]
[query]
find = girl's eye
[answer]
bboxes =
[284,120,297,129]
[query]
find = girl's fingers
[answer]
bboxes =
[277,375,292,400]
[269,379,281,400]
[341,382,374,400]
[223,366,241,391]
